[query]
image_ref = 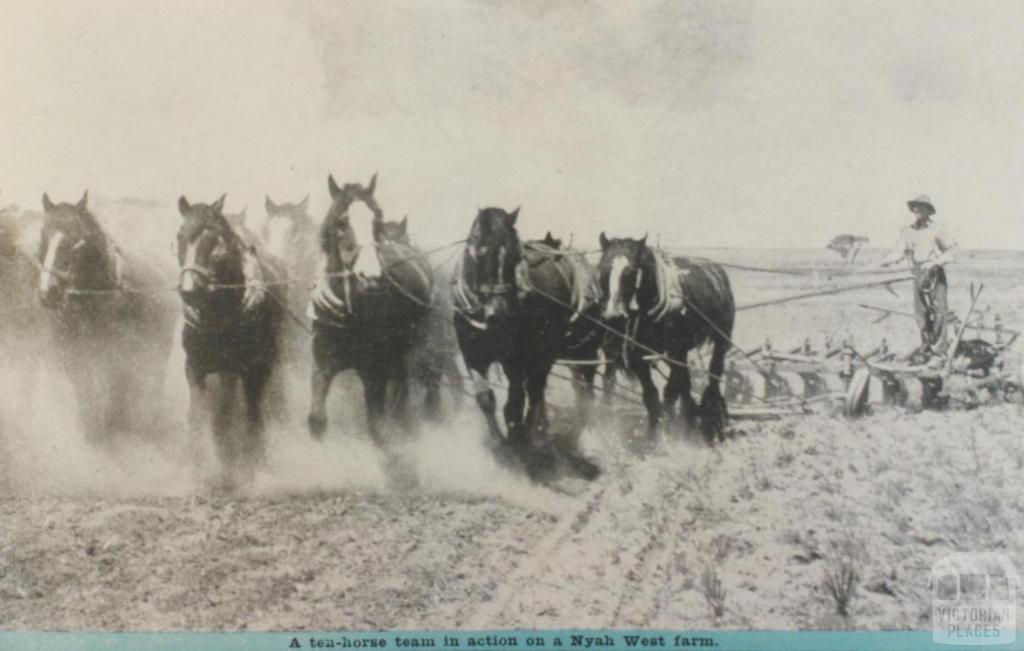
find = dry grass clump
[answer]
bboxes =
[822,536,862,617]
[700,562,727,619]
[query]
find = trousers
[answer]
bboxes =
[913,265,948,352]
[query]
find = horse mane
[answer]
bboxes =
[469,208,519,245]
[319,211,341,254]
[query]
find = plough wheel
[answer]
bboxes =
[844,368,871,418]
[775,371,806,398]
[742,370,767,403]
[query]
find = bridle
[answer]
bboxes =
[39,226,109,299]
[178,224,239,291]
[601,247,647,318]
[467,237,522,299]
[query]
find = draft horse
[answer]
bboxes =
[453,208,599,477]
[176,194,285,474]
[306,174,433,445]
[37,191,176,440]
[522,232,606,429]
[598,233,735,443]
[373,214,466,418]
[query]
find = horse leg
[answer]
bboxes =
[201,373,237,472]
[443,354,465,409]
[524,361,554,443]
[503,363,528,449]
[467,360,503,443]
[307,345,337,440]
[571,364,596,430]
[358,367,389,447]
[65,350,101,442]
[418,351,442,422]
[389,353,412,433]
[700,338,730,443]
[241,368,269,467]
[664,367,696,437]
[185,359,209,469]
[603,357,620,405]
[629,355,661,441]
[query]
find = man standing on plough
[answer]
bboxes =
[876,194,957,355]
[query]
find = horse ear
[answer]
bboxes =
[543,231,556,246]
[299,194,309,211]
[366,173,377,196]
[638,232,648,248]
[599,231,609,251]
[265,195,276,212]
[178,196,190,216]
[399,215,408,233]
[42,193,55,212]
[77,190,89,211]
[328,174,342,201]
[507,207,519,226]
[212,194,226,214]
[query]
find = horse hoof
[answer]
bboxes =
[486,437,525,473]
[307,414,327,440]
[565,453,601,481]
[524,450,559,483]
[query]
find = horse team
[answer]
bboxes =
[5,173,736,482]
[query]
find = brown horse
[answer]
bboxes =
[307,174,433,448]
[598,233,735,443]
[177,194,286,476]
[453,209,600,478]
[37,191,177,440]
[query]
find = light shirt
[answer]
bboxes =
[886,220,956,269]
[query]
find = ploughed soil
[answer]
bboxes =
[1,401,1021,631]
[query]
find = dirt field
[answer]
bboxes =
[1,247,1022,631]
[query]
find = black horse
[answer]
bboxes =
[307,174,433,446]
[597,233,735,442]
[453,208,600,476]
[176,194,285,475]
[521,232,607,430]
[36,191,177,440]
[373,215,465,418]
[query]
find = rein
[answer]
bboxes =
[178,226,266,330]
[38,229,125,301]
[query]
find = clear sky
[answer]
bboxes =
[1,0,1021,249]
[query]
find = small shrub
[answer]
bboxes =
[700,563,727,618]
[823,551,860,617]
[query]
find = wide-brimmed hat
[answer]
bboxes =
[907,194,936,216]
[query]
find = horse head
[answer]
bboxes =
[176,194,246,314]
[373,215,410,246]
[222,207,262,249]
[263,194,314,262]
[38,191,115,308]
[463,206,522,325]
[598,231,655,321]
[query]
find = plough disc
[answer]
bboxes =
[843,368,871,417]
